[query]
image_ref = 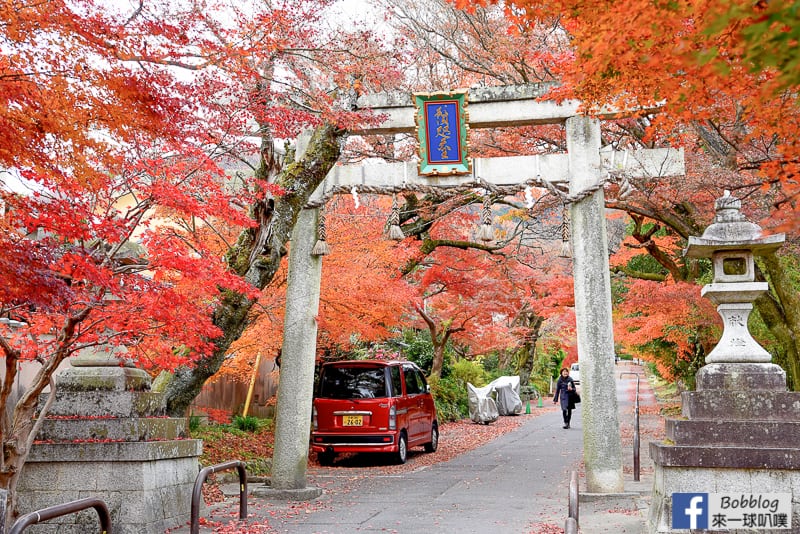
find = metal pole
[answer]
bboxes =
[565,517,579,534]
[9,497,112,534]
[568,470,580,525]
[620,372,641,481]
[191,460,248,534]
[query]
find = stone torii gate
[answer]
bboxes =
[265,84,685,497]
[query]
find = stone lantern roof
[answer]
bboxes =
[684,191,784,258]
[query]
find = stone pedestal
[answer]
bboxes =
[648,192,793,532]
[17,352,201,534]
[649,364,800,532]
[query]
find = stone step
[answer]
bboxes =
[27,438,202,462]
[37,416,187,442]
[39,390,166,418]
[665,419,800,447]
[650,442,800,469]
[681,390,800,421]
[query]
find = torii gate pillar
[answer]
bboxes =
[566,116,624,493]
[257,133,323,498]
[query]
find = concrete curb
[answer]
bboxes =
[249,484,323,501]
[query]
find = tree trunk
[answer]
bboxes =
[430,341,447,379]
[164,124,344,416]
[511,305,544,385]
[415,305,465,379]
[516,316,544,386]
[756,253,800,390]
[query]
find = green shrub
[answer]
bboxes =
[232,415,260,432]
[451,358,489,389]
[481,353,499,374]
[428,375,469,422]
[244,457,271,477]
[188,414,202,432]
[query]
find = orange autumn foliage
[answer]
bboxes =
[0,0,409,502]
[461,0,800,232]
[613,279,719,380]
[221,196,416,381]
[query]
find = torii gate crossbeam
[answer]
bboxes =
[269,85,684,496]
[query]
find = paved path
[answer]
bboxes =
[282,409,575,533]
[171,361,663,533]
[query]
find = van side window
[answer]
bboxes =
[416,369,429,393]
[404,366,424,395]
[390,366,403,397]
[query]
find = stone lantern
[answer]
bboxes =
[647,192,800,534]
[684,190,784,365]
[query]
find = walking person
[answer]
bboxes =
[553,367,577,429]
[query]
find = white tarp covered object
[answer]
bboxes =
[490,375,524,415]
[467,383,499,424]
[467,376,524,423]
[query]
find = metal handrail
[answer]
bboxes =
[191,460,248,534]
[9,497,111,534]
[568,470,579,525]
[620,371,641,481]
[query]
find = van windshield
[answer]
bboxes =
[318,366,388,399]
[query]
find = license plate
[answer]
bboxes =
[342,415,363,426]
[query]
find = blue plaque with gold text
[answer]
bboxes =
[414,91,470,176]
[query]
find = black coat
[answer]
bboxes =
[553,376,576,410]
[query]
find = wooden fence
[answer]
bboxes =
[190,356,280,420]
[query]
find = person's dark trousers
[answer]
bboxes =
[562,409,572,428]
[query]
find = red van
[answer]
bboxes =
[310,360,439,465]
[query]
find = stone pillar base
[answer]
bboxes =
[648,363,800,533]
[648,465,800,534]
[19,357,202,533]
[250,484,323,501]
[19,441,202,534]
[696,363,786,391]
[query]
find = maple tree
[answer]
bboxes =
[219,195,417,382]
[602,143,800,386]
[381,0,566,87]
[506,258,575,383]
[399,186,576,381]
[441,0,800,387]
[612,279,719,386]
[159,0,409,415]
[0,0,260,513]
[0,0,404,515]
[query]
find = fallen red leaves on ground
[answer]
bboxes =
[527,522,564,533]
